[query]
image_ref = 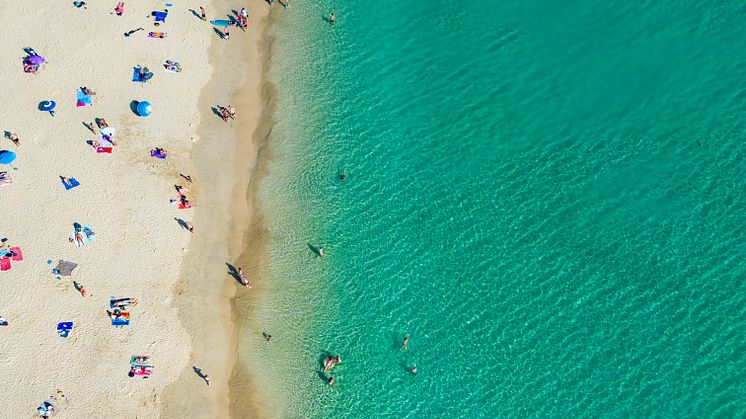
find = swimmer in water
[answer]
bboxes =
[323,356,334,373]
[319,247,325,257]
[330,13,335,24]
[412,363,417,375]
[328,376,335,386]
[340,173,346,181]
[400,336,409,350]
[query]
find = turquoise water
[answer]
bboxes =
[246,1,746,416]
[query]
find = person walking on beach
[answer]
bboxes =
[329,13,335,24]
[223,26,230,40]
[115,2,125,16]
[195,367,211,386]
[73,281,86,297]
[186,221,194,233]
[199,6,206,20]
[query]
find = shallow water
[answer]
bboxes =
[243,1,746,416]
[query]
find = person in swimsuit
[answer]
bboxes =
[400,336,409,350]
[330,13,335,24]
[7,132,19,146]
[328,376,335,386]
[199,6,206,20]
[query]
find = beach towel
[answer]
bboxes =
[0,257,9,271]
[76,89,93,107]
[53,260,78,276]
[57,322,73,337]
[132,66,154,82]
[154,10,168,23]
[71,226,96,246]
[96,140,113,154]
[130,355,150,365]
[178,201,192,209]
[62,178,80,190]
[210,19,232,27]
[111,312,130,326]
[151,149,167,159]
[9,247,22,261]
[148,32,167,38]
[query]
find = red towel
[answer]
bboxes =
[97,147,113,153]
[10,247,22,261]
[0,258,10,271]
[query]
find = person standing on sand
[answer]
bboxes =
[186,221,194,233]
[223,26,230,40]
[199,6,206,20]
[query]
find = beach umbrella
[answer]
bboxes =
[0,150,16,164]
[26,55,45,65]
[136,101,152,117]
[40,100,56,112]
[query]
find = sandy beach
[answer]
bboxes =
[0,0,271,417]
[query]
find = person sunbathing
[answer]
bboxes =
[61,177,73,187]
[23,63,38,74]
[107,309,124,320]
[81,87,96,95]
[6,132,19,146]
[97,118,108,128]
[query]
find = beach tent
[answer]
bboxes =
[53,260,78,276]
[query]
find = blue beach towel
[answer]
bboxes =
[57,321,73,337]
[76,89,92,107]
[132,66,154,82]
[154,11,168,22]
[111,315,130,326]
[61,177,80,190]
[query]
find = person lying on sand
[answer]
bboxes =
[219,105,236,122]
[81,86,96,95]
[6,132,19,146]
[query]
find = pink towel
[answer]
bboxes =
[10,247,22,261]
[0,258,10,271]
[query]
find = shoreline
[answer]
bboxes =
[161,1,275,418]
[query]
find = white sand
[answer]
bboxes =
[0,0,270,417]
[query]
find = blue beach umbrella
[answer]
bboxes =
[0,150,17,164]
[39,100,56,112]
[136,101,152,117]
